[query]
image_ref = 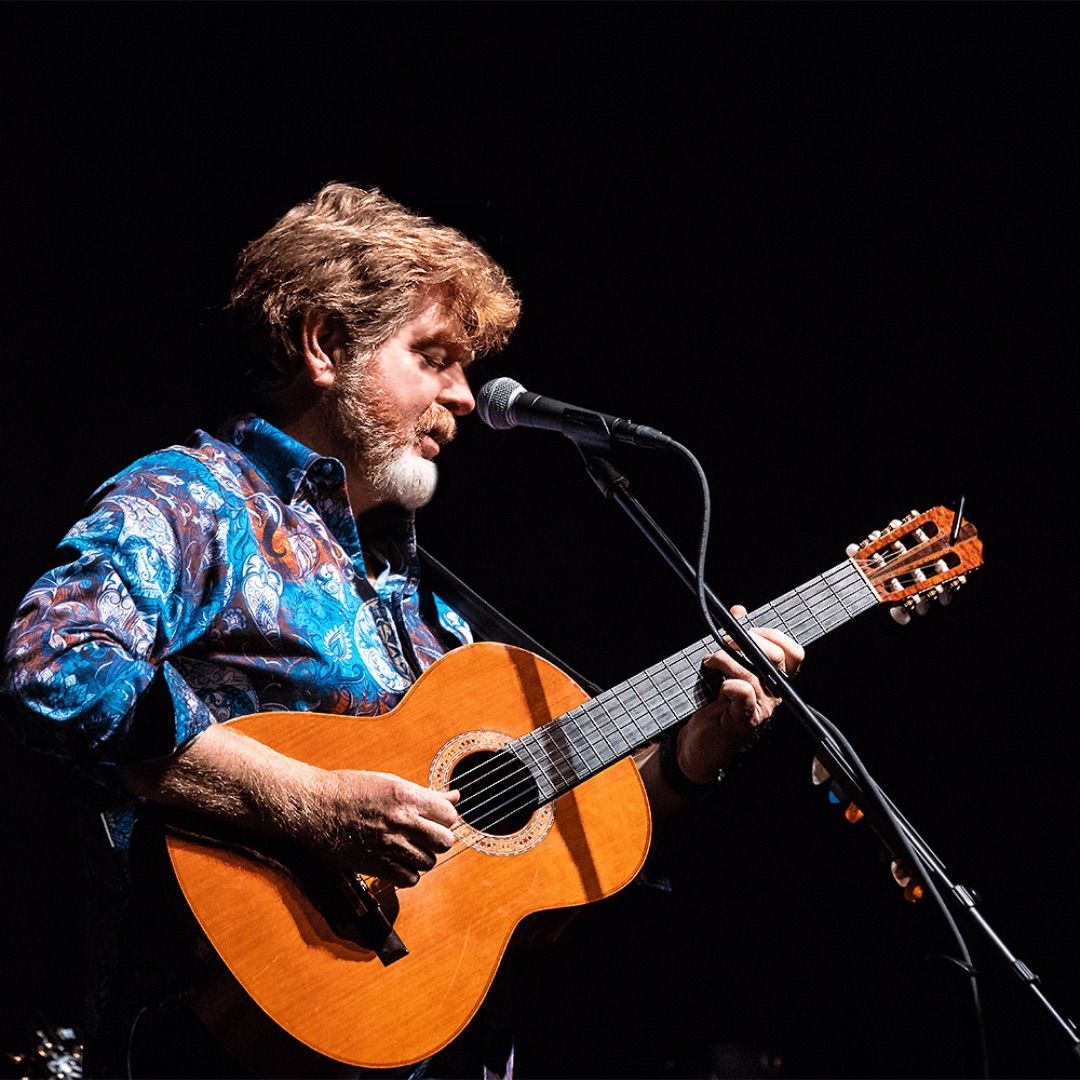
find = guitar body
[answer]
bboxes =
[166,642,652,1069]
[165,505,985,1071]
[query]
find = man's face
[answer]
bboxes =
[327,301,476,511]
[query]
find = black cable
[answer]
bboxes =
[662,436,989,1080]
[126,1003,149,1080]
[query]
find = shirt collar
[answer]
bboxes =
[217,413,345,504]
[217,413,421,591]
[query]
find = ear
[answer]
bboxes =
[299,310,348,389]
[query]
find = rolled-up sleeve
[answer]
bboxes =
[1,470,227,772]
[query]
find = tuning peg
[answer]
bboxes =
[850,530,883,553]
[890,605,912,625]
[890,859,913,887]
[914,597,930,616]
[939,575,968,606]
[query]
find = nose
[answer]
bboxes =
[437,363,475,416]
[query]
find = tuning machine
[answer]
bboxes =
[888,572,971,624]
[845,510,923,558]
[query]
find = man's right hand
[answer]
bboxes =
[121,723,460,888]
[313,770,460,886]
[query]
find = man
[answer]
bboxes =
[0,182,804,1078]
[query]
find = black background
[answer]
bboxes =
[2,4,1077,1078]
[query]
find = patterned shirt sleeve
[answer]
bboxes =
[1,460,228,771]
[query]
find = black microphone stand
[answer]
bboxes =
[575,443,1080,1070]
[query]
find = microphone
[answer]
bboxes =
[475,377,672,450]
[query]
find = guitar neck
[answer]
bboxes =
[511,558,876,804]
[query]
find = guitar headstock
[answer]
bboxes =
[846,506,984,624]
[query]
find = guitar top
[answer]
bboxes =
[165,505,983,1069]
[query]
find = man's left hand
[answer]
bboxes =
[676,604,805,785]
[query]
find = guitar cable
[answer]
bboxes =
[367,434,991,1075]
[420,436,988,1076]
[124,989,191,1080]
[648,437,989,1080]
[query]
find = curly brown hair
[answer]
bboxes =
[226,182,521,391]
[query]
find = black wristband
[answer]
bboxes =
[658,724,722,800]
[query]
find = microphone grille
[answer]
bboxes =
[476,377,524,430]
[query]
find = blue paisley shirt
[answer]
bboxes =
[1,414,473,848]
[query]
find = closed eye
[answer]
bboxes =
[417,350,449,370]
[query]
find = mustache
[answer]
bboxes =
[418,405,457,446]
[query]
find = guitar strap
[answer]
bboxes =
[417,545,602,696]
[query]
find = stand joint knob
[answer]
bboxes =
[954,883,980,908]
[1012,959,1040,986]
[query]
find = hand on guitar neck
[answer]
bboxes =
[636,604,804,816]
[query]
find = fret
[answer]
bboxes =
[508,727,572,808]
[632,666,679,740]
[613,672,657,745]
[508,557,880,803]
[552,708,607,777]
[576,696,633,762]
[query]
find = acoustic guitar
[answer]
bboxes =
[165,506,983,1069]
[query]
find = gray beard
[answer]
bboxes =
[326,359,440,511]
[374,449,439,511]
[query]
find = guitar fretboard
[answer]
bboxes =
[510,558,876,804]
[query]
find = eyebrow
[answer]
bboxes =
[413,336,474,366]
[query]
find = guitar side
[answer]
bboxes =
[165,505,986,1070]
[165,641,653,1069]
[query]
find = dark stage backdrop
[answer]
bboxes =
[2,5,1076,1079]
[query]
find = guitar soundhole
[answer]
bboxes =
[451,750,539,836]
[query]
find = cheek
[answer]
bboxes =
[361,352,443,429]
[351,366,417,427]
[397,378,442,422]
[396,393,431,430]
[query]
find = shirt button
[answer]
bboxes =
[315,459,343,486]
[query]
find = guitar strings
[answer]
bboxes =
[433,553,892,838]
[468,561,870,805]
[364,557,884,901]
[365,543,939,901]
[442,553,877,802]
[463,538,941,830]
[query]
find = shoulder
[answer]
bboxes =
[62,432,265,560]
[94,430,262,514]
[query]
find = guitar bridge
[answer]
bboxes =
[166,818,408,965]
[319,867,408,965]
